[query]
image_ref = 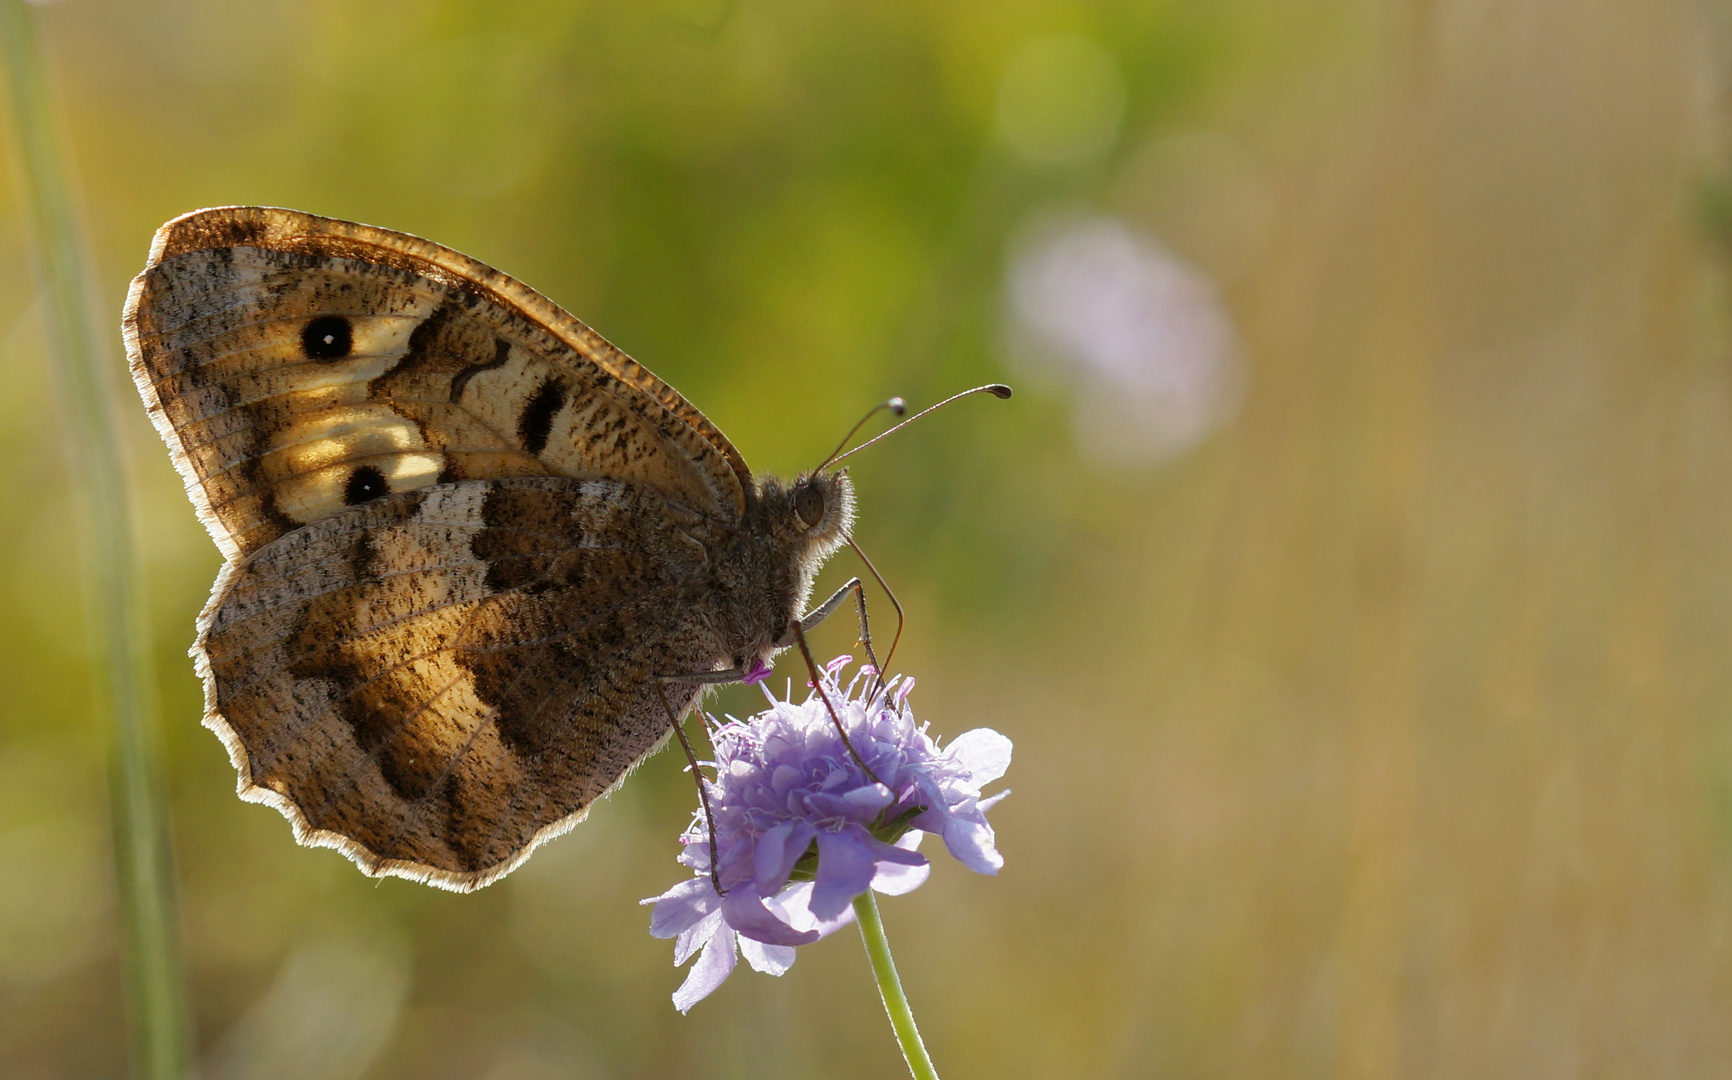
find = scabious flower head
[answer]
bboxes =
[642,657,1012,1012]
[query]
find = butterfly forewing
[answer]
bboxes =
[125,206,748,560]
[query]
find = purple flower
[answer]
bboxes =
[642,657,1012,1012]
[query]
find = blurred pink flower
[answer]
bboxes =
[1009,215,1242,462]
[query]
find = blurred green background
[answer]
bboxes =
[3,0,1730,1076]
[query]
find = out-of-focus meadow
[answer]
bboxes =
[3,0,1730,1076]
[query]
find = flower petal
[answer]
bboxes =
[871,859,931,896]
[867,834,928,867]
[676,838,713,873]
[843,782,895,812]
[739,936,797,976]
[771,881,857,938]
[945,729,1013,786]
[752,822,795,884]
[753,820,815,893]
[645,877,719,939]
[805,791,877,820]
[673,924,737,1014]
[673,909,723,966]
[942,816,1004,875]
[721,889,822,947]
[810,826,879,919]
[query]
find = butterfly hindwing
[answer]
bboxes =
[198,477,714,890]
[124,206,749,560]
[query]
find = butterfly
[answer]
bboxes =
[124,206,868,892]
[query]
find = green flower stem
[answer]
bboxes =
[0,4,191,1078]
[853,890,940,1080]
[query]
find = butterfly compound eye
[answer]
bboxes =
[794,482,825,528]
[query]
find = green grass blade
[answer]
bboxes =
[0,3,191,1077]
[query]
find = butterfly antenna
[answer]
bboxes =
[827,384,1012,468]
[815,397,908,473]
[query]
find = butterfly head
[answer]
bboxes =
[755,469,856,566]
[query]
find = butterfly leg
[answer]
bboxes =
[789,620,884,784]
[787,577,884,675]
[659,667,752,685]
[801,539,908,700]
[653,680,724,895]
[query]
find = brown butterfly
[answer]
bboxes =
[125,206,887,891]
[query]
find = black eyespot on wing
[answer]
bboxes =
[343,464,389,505]
[301,315,353,360]
[518,378,566,455]
[794,482,825,528]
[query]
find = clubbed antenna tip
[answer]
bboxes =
[825,383,1014,468]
